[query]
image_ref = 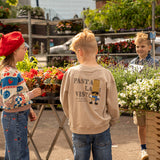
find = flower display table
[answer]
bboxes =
[28,95,73,160]
[146,111,160,160]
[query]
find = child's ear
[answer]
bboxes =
[149,44,152,51]
[96,49,98,55]
[79,48,83,56]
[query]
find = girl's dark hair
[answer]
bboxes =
[0,53,15,71]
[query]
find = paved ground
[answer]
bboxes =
[0,109,141,160]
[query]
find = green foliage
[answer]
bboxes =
[6,0,18,6]
[83,9,110,31]
[16,52,38,72]
[106,64,160,92]
[17,5,45,18]
[83,0,159,31]
[0,56,5,62]
[0,53,38,72]
[0,0,17,18]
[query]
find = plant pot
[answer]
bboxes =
[57,31,64,34]
[65,30,72,34]
[32,48,39,55]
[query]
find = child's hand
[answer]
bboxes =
[29,109,37,122]
[31,88,42,98]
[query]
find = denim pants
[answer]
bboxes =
[72,128,112,160]
[1,109,30,160]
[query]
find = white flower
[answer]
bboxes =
[120,93,126,98]
[150,103,157,111]
[134,99,141,105]
[144,97,148,102]
[123,82,127,86]
[157,94,160,98]
[119,100,126,106]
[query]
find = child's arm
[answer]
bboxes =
[106,73,120,126]
[1,70,42,110]
[60,72,69,118]
[29,107,37,121]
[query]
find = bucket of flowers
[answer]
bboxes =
[56,22,65,34]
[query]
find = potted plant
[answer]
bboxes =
[17,5,45,19]
[65,22,72,34]
[32,41,40,55]
[0,6,10,18]
[56,22,65,34]
[118,78,160,112]
[32,7,45,19]
[16,5,32,18]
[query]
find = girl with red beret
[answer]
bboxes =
[0,31,42,160]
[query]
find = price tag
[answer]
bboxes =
[148,31,156,40]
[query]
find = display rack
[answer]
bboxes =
[1,13,160,64]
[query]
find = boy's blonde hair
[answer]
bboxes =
[135,32,151,45]
[70,29,98,55]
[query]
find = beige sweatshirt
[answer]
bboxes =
[60,64,119,134]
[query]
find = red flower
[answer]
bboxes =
[44,72,51,79]
[30,69,38,75]
[41,92,47,97]
[57,73,64,80]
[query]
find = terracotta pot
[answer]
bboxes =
[32,48,39,55]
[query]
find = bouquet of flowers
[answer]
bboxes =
[22,67,67,93]
[118,78,160,112]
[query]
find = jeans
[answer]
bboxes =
[1,109,30,160]
[72,128,112,160]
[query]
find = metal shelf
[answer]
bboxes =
[22,34,75,39]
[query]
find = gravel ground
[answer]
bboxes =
[0,109,141,160]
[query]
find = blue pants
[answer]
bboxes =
[1,109,30,160]
[72,128,112,160]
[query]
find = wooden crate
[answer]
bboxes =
[146,111,160,160]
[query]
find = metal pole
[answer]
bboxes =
[36,0,39,7]
[82,8,86,29]
[152,1,156,68]
[46,13,50,55]
[28,10,32,56]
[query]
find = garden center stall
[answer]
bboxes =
[1,1,160,159]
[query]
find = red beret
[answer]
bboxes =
[0,31,25,57]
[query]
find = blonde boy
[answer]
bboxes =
[60,29,119,160]
[129,32,159,160]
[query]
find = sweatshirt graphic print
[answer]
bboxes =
[74,78,100,105]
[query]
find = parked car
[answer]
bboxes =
[50,37,101,54]
[50,38,73,54]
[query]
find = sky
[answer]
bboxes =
[31,0,96,20]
